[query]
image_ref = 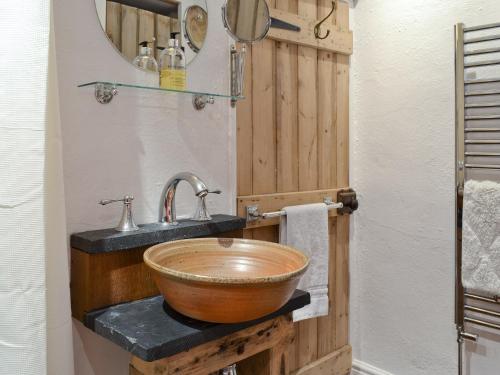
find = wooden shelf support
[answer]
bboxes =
[129,314,295,375]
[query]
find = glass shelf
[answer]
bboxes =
[78,81,243,109]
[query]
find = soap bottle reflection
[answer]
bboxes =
[132,38,159,73]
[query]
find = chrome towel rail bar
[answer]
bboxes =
[465,102,500,108]
[263,201,343,219]
[465,140,500,144]
[465,128,500,132]
[465,78,500,84]
[465,305,500,319]
[465,292,500,304]
[465,164,500,170]
[465,59,500,68]
[465,90,500,96]
[465,47,500,56]
[464,317,500,331]
[464,22,500,32]
[464,34,500,44]
[465,115,500,120]
[465,152,500,157]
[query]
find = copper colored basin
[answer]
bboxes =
[143,238,309,323]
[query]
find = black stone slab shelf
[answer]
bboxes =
[84,290,310,362]
[71,214,246,254]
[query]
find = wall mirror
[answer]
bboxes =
[221,0,271,43]
[95,0,208,70]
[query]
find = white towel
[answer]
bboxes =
[462,180,500,296]
[280,203,329,322]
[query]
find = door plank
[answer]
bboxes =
[138,10,155,46]
[252,37,277,195]
[316,0,338,356]
[296,0,319,368]
[335,1,349,188]
[121,5,138,61]
[106,2,122,50]
[276,0,299,193]
[155,15,171,61]
[334,0,350,351]
[238,45,254,196]
[297,1,319,192]
[317,0,338,190]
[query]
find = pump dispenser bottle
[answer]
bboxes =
[133,38,159,73]
[159,34,186,90]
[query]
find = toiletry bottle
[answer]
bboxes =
[159,34,186,90]
[132,39,159,73]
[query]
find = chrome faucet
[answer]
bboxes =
[158,172,221,225]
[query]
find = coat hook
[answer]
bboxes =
[314,1,336,40]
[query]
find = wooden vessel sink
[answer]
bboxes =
[143,238,309,323]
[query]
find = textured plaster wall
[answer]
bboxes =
[53,0,235,374]
[350,1,500,374]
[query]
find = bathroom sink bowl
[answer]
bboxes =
[143,238,309,323]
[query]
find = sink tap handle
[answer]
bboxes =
[99,196,134,205]
[208,189,222,195]
[99,195,139,232]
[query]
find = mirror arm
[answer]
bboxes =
[270,17,301,32]
[230,45,246,107]
[108,0,178,19]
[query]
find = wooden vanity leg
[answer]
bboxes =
[269,315,294,375]
[269,341,290,375]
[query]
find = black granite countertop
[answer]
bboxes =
[84,290,310,362]
[71,214,246,254]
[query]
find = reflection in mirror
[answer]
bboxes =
[222,0,271,43]
[95,0,208,71]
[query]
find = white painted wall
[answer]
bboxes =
[0,1,50,374]
[350,1,500,375]
[53,0,235,373]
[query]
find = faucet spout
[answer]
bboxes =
[158,172,209,224]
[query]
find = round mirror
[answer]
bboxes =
[95,0,208,70]
[222,0,271,43]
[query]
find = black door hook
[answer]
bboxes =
[314,1,336,40]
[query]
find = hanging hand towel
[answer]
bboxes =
[280,203,329,322]
[462,180,500,296]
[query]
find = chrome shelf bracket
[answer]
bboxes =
[193,95,215,110]
[95,83,118,104]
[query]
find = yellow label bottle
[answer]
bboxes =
[160,69,186,90]
[159,37,187,90]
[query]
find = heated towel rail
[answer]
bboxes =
[455,21,500,375]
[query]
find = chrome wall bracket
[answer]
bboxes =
[246,205,260,222]
[193,95,215,110]
[95,83,118,104]
[230,44,246,107]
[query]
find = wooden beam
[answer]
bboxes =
[268,9,353,56]
[130,315,295,375]
[292,345,352,375]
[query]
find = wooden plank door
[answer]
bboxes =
[236,1,352,373]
